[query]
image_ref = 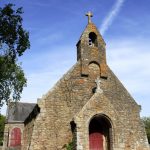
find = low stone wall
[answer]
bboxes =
[23,105,40,149]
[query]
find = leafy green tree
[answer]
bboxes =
[142,117,150,144]
[0,114,5,145]
[0,4,30,106]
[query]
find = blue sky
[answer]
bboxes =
[0,0,150,116]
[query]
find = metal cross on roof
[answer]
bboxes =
[86,11,93,23]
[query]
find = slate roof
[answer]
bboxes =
[6,102,36,123]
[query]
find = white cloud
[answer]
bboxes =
[107,38,150,116]
[1,37,149,116]
[19,45,76,103]
[107,38,150,91]
[100,0,125,35]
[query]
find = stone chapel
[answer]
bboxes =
[3,12,149,150]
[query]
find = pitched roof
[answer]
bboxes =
[6,102,36,123]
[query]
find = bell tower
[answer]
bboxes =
[76,12,107,78]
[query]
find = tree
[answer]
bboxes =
[0,4,30,106]
[142,117,150,144]
[0,114,5,145]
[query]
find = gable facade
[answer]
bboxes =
[3,12,149,150]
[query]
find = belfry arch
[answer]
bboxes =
[89,32,98,47]
[89,114,112,150]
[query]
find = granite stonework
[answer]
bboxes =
[22,20,149,150]
[3,14,149,150]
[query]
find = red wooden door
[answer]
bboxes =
[10,128,21,147]
[89,132,103,150]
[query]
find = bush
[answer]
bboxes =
[142,117,150,144]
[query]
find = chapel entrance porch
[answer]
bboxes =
[89,115,112,150]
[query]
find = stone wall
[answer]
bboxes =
[23,105,40,150]
[22,20,149,150]
[22,61,149,150]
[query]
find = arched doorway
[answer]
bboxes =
[89,115,112,150]
[9,127,21,147]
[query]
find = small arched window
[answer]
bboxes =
[89,32,98,47]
